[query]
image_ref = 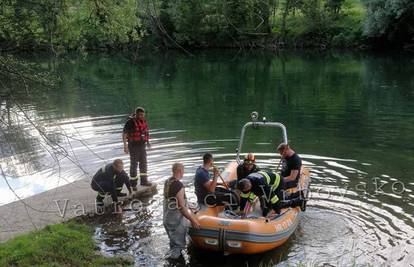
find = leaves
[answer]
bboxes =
[0,0,411,50]
[0,0,145,51]
[362,0,414,46]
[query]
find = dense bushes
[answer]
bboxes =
[0,0,412,52]
[0,0,144,52]
[158,0,273,46]
[362,0,414,48]
[154,0,366,48]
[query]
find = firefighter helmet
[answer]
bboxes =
[244,153,255,164]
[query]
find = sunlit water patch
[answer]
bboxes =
[90,146,414,266]
[1,113,413,266]
[0,113,192,206]
[2,51,414,266]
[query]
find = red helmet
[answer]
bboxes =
[244,153,255,164]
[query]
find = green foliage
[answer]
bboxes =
[274,0,364,47]
[362,0,414,46]
[362,0,409,36]
[144,0,366,48]
[0,0,66,50]
[2,0,410,50]
[0,0,145,52]
[159,0,274,46]
[163,0,204,44]
[326,0,346,15]
[0,221,132,267]
[63,0,144,50]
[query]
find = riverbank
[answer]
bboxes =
[0,178,157,243]
[0,220,134,267]
[0,0,359,52]
[3,0,412,54]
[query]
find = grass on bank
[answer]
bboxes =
[0,220,132,267]
[271,0,366,47]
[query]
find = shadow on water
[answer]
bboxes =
[1,50,414,266]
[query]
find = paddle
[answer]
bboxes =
[276,145,287,171]
[218,172,230,190]
[213,166,230,190]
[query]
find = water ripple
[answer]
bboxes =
[1,115,413,266]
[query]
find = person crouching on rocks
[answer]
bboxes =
[91,159,132,213]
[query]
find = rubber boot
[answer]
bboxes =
[140,175,152,186]
[96,195,105,214]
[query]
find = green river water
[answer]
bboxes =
[0,50,413,266]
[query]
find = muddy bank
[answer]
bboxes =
[0,179,156,243]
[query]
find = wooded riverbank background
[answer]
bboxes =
[1,0,413,54]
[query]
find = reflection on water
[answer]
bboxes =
[1,50,414,265]
[89,140,414,266]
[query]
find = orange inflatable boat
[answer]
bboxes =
[189,114,311,254]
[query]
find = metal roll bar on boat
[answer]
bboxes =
[190,111,311,255]
[236,111,288,164]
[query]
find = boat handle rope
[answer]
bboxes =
[266,208,291,222]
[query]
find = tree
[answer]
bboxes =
[0,0,145,52]
[325,0,345,15]
[157,0,274,46]
[0,0,66,51]
[363,0,414,47]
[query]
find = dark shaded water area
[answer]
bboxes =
[0,50,413,266]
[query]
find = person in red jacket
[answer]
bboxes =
[123,107,152,189]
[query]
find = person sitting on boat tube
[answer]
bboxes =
[194,153,237,209]
[237,153,260,180]
[238,171,305,217]
[194,153,220,209]
[277,143,302,189]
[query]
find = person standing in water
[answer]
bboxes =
[123,107,152,189]
[163,163,200,260]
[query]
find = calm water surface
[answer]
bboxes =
[0,50,413,266]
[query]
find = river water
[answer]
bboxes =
[0,51,413,266]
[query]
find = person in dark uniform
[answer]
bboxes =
[277,143,302,189]
[238,171,305,217]
[122,107,152,189]
[237,153,260,180]
[91,159,132,210]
